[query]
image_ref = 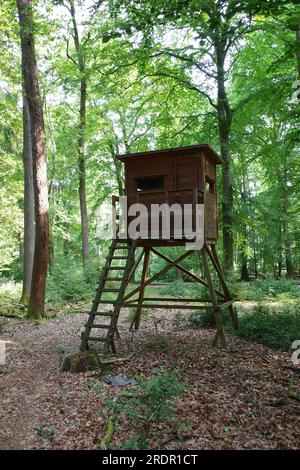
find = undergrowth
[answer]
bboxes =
[226,304,300,351]
[109,368,187,449]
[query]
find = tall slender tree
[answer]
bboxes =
[20,86,35,304]
[17,0,49,317]
[65,0,90,266]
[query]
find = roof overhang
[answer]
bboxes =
[117,144,223,165]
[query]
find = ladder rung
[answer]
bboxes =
[98,300,117,304]
[102,288,120,292]
[105,277,123,281]
[112,256,128,259]
[114,246,129,250]
[109,267,126,270]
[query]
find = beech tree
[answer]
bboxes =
[20,87,34,304]
[60,0,90,266]
[17,0,49,317]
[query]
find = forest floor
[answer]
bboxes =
[0,307,300,450]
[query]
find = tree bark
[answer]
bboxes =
[277,158,295,278]
[240,249,250,282]
[215,41,234,277]
[296,22,300,78]
[109,143,124,196]
[240,172,250,281]
[17,0,49,317]
[282,190,295,278]
[276,226,283,278]
[69,0,89,267]
[20,86,35,304]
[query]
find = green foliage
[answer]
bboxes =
[227,305,300,351]
[0,316,8,334]
[1,0,300,315]
[46,259,99,304]
[36,425,56,439]
[237,279,300,301]
[0,281,24,317]
[145,334,169,351]
[122,436,148,450]
[0,366,10,376]
[160,279,189,297]
[160,280,206,298]
[110,369,187,449]
[172,310,215,329]
[187,311,215,328]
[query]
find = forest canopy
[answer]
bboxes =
[0,0,299,311]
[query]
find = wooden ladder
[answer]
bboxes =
[80,237,136,355]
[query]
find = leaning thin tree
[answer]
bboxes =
[17,0,49,317]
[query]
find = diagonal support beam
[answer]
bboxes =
[151,247,225,299]
[122,249,193,302]
[126,248,145,286]
[206,245,238,330]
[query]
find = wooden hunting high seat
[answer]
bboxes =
[80,144,238,356]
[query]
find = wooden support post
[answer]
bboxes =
[208,245,238,330]
[201,246,226,347]
[133,249,150,331]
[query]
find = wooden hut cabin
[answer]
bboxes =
[117,144,222,245]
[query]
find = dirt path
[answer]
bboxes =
[0,310,299,449]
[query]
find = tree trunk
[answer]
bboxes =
[48,221,54,268]
[276,226,283,278]
[69,0,89,267]
[280,161,295,278]
[252,232,258,279]
[240,172,249,281]
[240,250,250,282]
[110,143,124,196]
[215,43,233,277]
[296,22,300,78]
[282,193,295,278]
[46,96,57,269]
[17,0,49,318]
[20,87,35,304]
[79,104,89,267]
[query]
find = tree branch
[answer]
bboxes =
[66,38,78,66]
